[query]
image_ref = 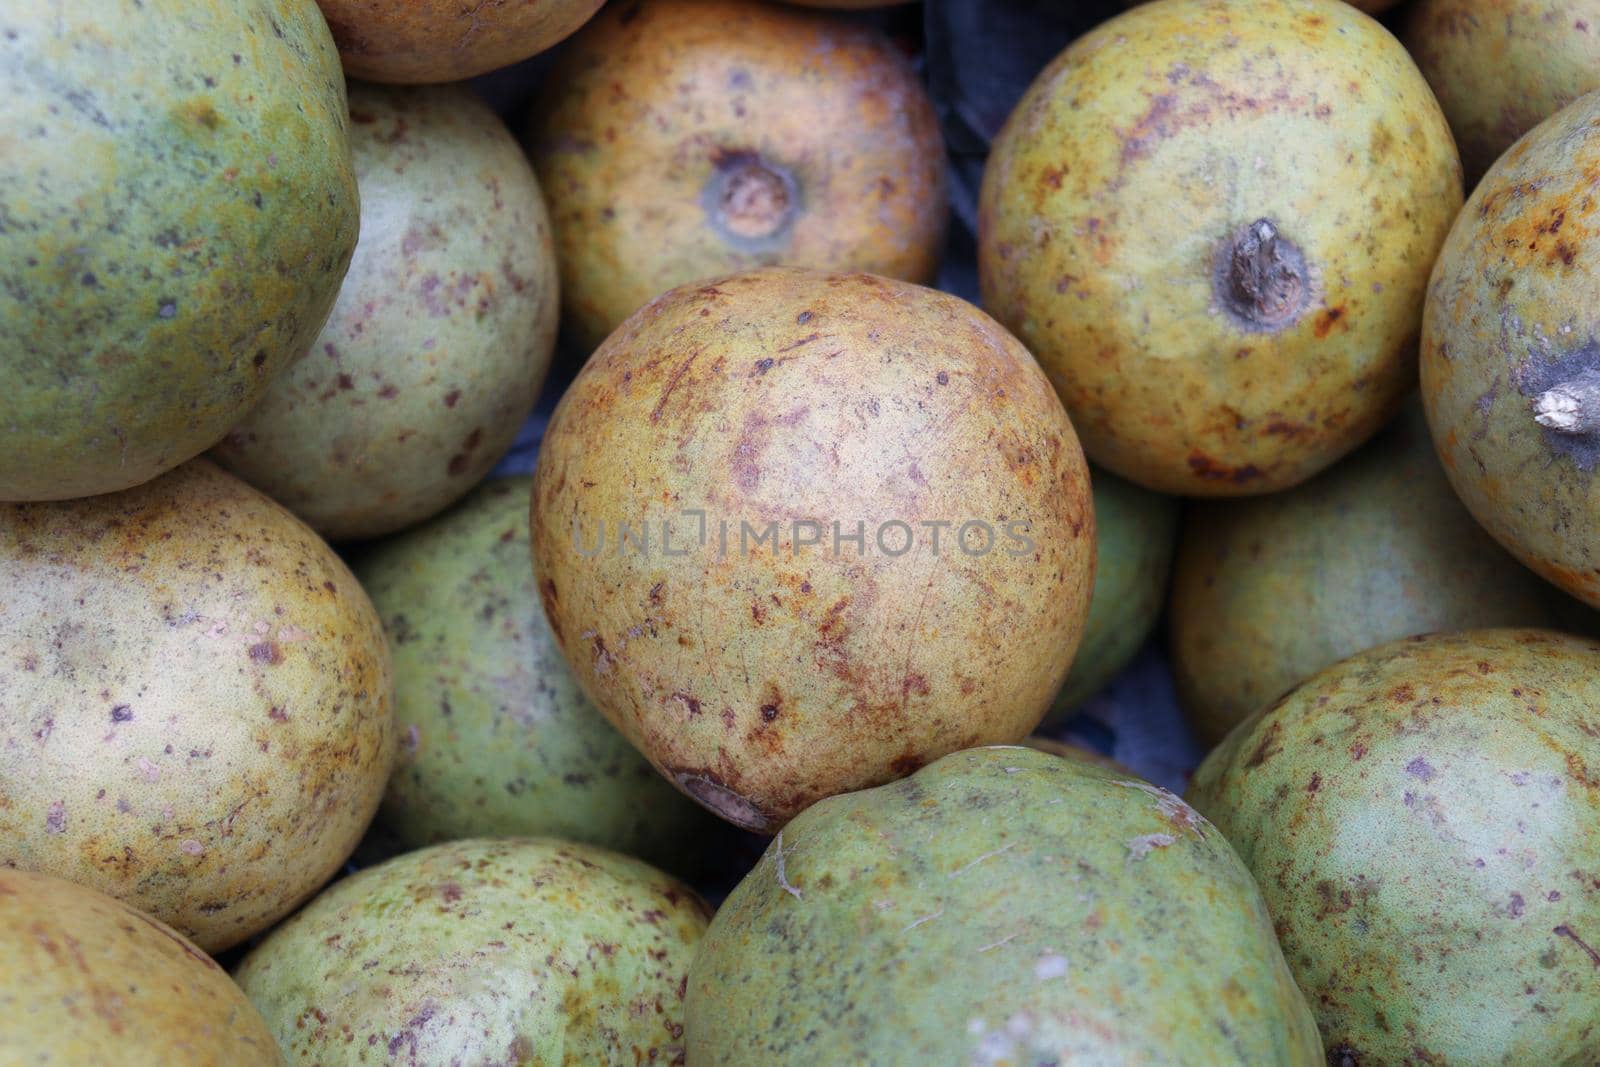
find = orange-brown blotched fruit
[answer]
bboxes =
[315,0,604,83]
[1421,91,1600,609]
[980,0,1462,496]
[530,268,1095,831]
[530,0,948,351]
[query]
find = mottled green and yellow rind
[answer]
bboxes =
[688,746,1323,1065]
[236,838,708,1065]
[980,0,1461,495]
[356,477,713,868]
[1,0,358,500]
[1190,629,1600,1063]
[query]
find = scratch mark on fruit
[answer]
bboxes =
[952,842,1016,875]
[1127,833,1175,859]
[772,831,802,900]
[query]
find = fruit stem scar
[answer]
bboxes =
[702,151,798,250]
[1214,218,1310,332]
[1532,371,1600,434]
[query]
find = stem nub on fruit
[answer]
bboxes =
[1533,371,1600,435]
[703,152,798,250]
[1214,218,1310,332]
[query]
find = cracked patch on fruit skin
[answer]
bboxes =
[0,0,358,501]
[0,460,395,953]
[979,0,1461,497]
[1189,629,1600,1064]
[686,746,1323,1064]
[235,837,709,1066]
[1420,92,1600,609]
[528,0,949,351]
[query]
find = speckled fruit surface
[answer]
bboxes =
[1189,629,1600,1064]
[1405,0,1600,183]
[355,477,712,867]
[314,0,604,83]
[529,0,947,351]
[0,868,284,1065]
[0,460,395,953]
[235,837,709,1065]
[687,746,1323,1064]
[1043,468,1178,723]
[212,84,559,542]
[531,267,1095,831]
[1171,402,1560,745]
[979,0,1462,496]
[1421,93,1600,609]
[0,0,358,502]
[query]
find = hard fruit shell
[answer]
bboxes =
[0,459,395,952]
[979,0,1462,496]
[1189,629,1600,1064]
[354,477,713,868]
[529,0,948,351]
[1170,401,1562,744]
[0,0,358,501]
[235,837,709,1065]
[1405,0,1600,183]
[0,869,284,1065]
[530,267,1095,831]
[212,83,559,542]
[686,746,1324,1064]
[1420,90,1600,608]
[315,0,605,83]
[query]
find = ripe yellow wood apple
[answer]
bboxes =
[529,0,948,351]
[530,267,1095,830]
[0,460,395,952]
[979,0,1462,496]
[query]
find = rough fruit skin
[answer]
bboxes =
[529,0,948,351]
[0,460,395,953]
[1189,630,1600,1064]
[212,84,558,542]
[235,837,709,1066]
[1170,402,1560,745]
[530,267,1095,830]
[354,477,712,866]
[1405,0,1600,183]
[0,869,284,1065]
[687,746,1324,1065]
[314,0,604,83]
[979,0,1462,496]
[0,0,358,502]
[1043,468,1178,722]
[1421,93,1600,608]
